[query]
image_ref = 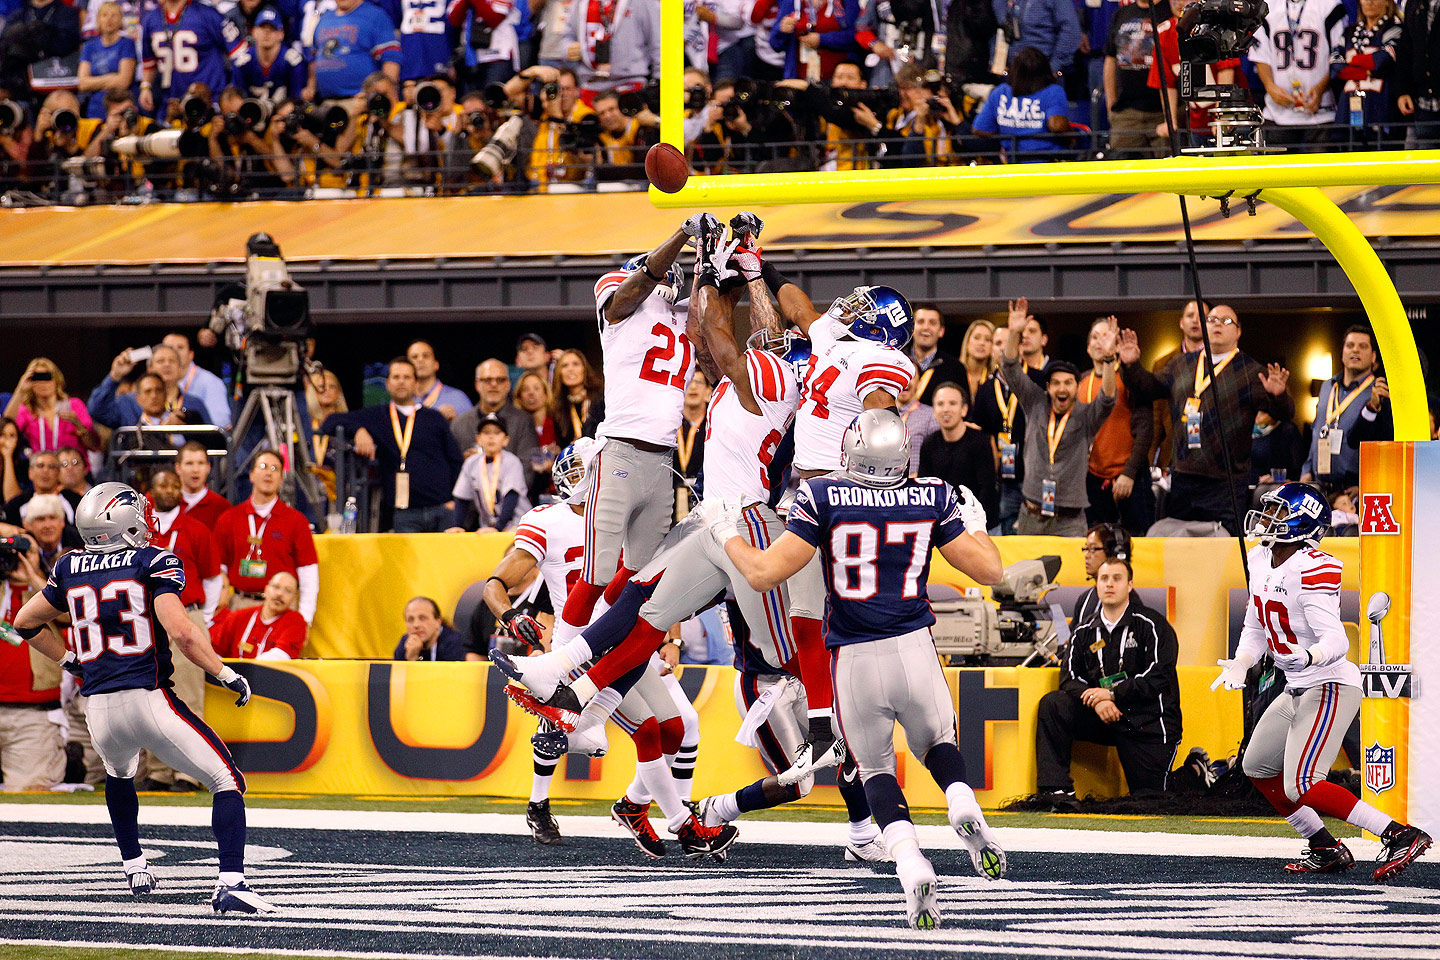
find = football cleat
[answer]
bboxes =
[776,735,846,787]
[844,835,893,863]
[526,800,562,845]
[505,684,580,732]
[696,795,729,828]
[126,865,156,896]
[1284,842,1355,874]
[565,721,609,758]
[611,798,667,859]
[948,804,1007,880]
[488,648,565,701]
[675,816,738,860]
[531,727,569,761]
[896,854,940,930]
[211,880,278,915]
[1374,824,1432,882]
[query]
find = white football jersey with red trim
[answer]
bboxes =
[793,316,916,471]
[1239,544,1361,688]
[701,349,801,504]
[512,502,587,608]
[593,270,695,448]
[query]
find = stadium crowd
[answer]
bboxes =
[0,0,1437,200]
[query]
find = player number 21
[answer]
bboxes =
[639,322,693,389]
[829,521,932,600]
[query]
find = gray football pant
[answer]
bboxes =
[1242,682,1361,803]
[88,687,244,794]
[735,671,810,792]
[582,440,675,585]
[787,551,825,622]
[634,503,796,668]
[834,629,957,782]
[612,659,683,732]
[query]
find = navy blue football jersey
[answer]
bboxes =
[42,546,184,696]
[786,475,965,648]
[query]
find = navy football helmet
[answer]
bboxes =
[1245,481,1331,547]
[623,254,684,304]
[828,285,913,351]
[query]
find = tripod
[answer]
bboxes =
[230,385,323,519]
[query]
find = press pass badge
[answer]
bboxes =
[1040,479,1057,517]
[990,30,1010,77]
[1316,425,1332,476]
[1099,671,1127,689]
[239,542,267,580]
[394,470,411,511]
[999,438,1017,479]
[1184,396,1203,449]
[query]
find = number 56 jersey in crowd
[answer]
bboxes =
[786,475,966,648]
[593,270,695,448]
[1242,544,1361,689]
[42,546,184,696]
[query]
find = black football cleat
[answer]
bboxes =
[676,816,738,860]
[1284,841,1355,874]
[611,798,666,859]
[526,800,562,845]
[1374,824,1432,882]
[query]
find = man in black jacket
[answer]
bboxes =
[1036,556,1181,798]
[320,358,463,532]
[1395,0,1440,148]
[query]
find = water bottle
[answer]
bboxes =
[340,497,358,534]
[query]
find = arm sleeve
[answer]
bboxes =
[1112,614,1178,707]
[1000,354,1045,408]
[296,562,319,624]
[769,0,794,52]
[1249,21,1275,67]
[933,482,966,548]
[1049,0,1082,71]
[202,575,223,624]
[452,458,476,502]
[1041,84,1069,120]
[87,376,124,429]
[494,490,521,530]
[972,89,999,133]
[1297,591,1349,667]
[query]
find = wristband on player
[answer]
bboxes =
[14,623,42,641]
[216,665,241,684]
[485,575,509,591]
[639,257,664,283]
[760,260,792,298]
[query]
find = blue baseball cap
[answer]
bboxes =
[253,6,284,29]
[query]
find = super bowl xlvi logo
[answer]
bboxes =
[1365,742,1396,794]
[1360,592,1415,698]
[1361,493,1400,535]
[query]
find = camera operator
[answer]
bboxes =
[822,61,883,170]
[502,63,588,189]
[590,89,656,168]
[205,84,287,195]
[232,7,307,103]
[883,64,959,165]
[679,66,721,145]
[693,77,807,173]
[395,73,462,186]
[25,90,96,196]
[80,88,152,192]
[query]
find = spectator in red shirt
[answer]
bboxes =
[1146,0,1241,141]
[769,0,861,80]
[214,451,319,624]
[0,557,65,791]
[175,440,231,529]
[211,572,308,660]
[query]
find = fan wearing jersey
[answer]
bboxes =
[1215,482,1430,881]
[230,7,307,101]
[718,409,1006,929]
[552,214,715,648]
[1250,0,1348,138]
[7,483,275,914]
[139,0,247,115]
[397,0,455,80]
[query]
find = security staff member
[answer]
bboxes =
[1037,556,1181,798]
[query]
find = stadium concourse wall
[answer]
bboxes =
[0,186,1438,265]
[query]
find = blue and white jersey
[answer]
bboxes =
[398,0,451,79]
[786,475,965,648]
[42,545,184,696]
[139,0,246,106]
[230,41,308,100]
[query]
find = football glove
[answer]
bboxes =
[1270,647,1314,673]
[499,609,544,649]
[1210,654,1255,691]
[731,235,763,282]
[682,212,723,241]
[955,485,988,534]
[215,666,252,707]
[730,211,764,241]
[61,651,83,679]
[697,498,742,544]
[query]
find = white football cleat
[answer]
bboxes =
[490,648,565,701]
[126,864,156,896]
[949,802,1006,880]
[696,795,728,827]
[566,721,609,758]
[211,880,279,915]
[776,735,846,787]
[844,834,893,863]
[896,853,940,930]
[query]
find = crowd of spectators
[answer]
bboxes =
[0,0,1437,201]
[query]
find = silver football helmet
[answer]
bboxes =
[840,409,910,488]
[76,482,155,553]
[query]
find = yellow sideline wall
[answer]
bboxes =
[306,533,1362,668]
[202,660,1241,804]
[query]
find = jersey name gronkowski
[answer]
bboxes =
[786,475,965,648]
[593,271,695,448]
[702,349,801,504]
[42,546,184,696]
[1239,544,1361,689]
[793,316,915,471]
[513,502,586,606]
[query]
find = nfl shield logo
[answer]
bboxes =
[1365,742,1396,794]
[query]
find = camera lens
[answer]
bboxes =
[542,81,560,100]
[366,92,391,117]
[53,108,79,135]
[415,81,442,113]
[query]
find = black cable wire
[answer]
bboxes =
[1143,1,1251,584]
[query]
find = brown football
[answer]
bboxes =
[644,142,690,194]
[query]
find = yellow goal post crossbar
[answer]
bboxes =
[652,0,1439,442]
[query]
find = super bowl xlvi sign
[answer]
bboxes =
[1360,592,1415,699]
[1366,742,1397,794]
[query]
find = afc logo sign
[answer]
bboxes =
[1361,493,1400,535]
[1365,742,1396,795]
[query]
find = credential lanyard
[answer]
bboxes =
[390,402,416,470]
[1192,351,1237,398]
[1046,409,1070,464]
[1326,374,1374,426]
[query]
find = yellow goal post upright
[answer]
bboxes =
[652,0,1439,829]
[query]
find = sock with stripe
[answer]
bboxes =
[212,789,246,876]
[670,741,699,802]
[531,750,557,803]
[557,579,606,642]
[587,619,668,690]
[105,776,142,862]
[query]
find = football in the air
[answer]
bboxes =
[645,142,690,194]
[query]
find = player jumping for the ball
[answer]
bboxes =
[1215,481,1431,881]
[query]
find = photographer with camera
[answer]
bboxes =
[500,63,590,188]
[25,90,96,196]
[204,83,289,196]
[884,63,960,164]
[395,73,462,185]
[693,76,809,173]
[232,7,307,103]
[590,88,657,169]
[441,88,494,189]
[821,61,885,170]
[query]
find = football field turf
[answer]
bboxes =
[0,800,1435,960]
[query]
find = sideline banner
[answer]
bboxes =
[204,661,1242,805]
[1359,441,1439,834]
[310,534,1362,668]
[1,186,1437,266]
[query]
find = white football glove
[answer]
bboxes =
[731,235,763,282]
[1270,647,1314,673]
[1210,654,1255,691]
[703,499,742,544]
[955,485,988,534]
[708,236,742,283]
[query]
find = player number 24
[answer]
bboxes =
[66,580,154,661]
[639,323,693,389]
[829,521,932,600]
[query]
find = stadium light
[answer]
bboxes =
[654,3,1439,443]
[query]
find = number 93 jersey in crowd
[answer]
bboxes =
[793,316,915,473]
[1239,544,1361,689]
[786,475,965,648]
[592,270,695,448]
[42,546,184,696]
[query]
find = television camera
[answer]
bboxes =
[930,555,1070,666]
